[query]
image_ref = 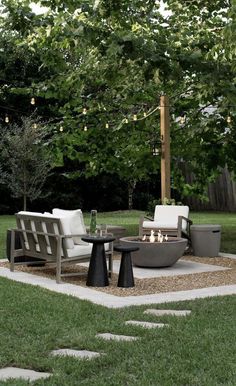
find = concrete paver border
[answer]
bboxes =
[0,266,236,308]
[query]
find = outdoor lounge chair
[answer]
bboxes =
[139,205,192,240]
[9,210,113,283]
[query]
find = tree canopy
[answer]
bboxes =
[0,0,235,204]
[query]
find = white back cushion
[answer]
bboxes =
[52,208,87,245]
[154,205,189,227]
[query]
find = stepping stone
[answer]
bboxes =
[125,320,168,329]
[51,349,101,359]
[0,367,52,382]
[144,309,191,317]
[96,333,139,342]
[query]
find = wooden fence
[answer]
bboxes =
[183,166,236,212]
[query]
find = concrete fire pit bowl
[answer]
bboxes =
[119,237,188,268]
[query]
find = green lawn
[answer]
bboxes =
[0,212,236,384]
[0,278,235,385]
[1,210,236,258]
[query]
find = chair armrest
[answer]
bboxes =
[177,216,193,238]
[139,215,154,236]
[62,233,87,239]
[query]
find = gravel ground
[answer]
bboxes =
[2,254,236,297]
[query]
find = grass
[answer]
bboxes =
[0,211,236,384]
[1,210,236,258]
[0,278,235,385]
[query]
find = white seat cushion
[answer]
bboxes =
[143,221,179,229]
[67,242,110,258]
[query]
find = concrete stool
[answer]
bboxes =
[114,245,139,288]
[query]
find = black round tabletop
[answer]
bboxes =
[81,235,115,244]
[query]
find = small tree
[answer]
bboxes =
[0,115,53,210]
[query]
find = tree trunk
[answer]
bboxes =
[128,180,137,210]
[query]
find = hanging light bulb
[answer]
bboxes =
[32,123,37,129]
[5,115,9,123]
[84,125,88,131]
[30,97,36,105]
[143,112,147,117]
[82,107,87,115]
[133,114,137,121]
[180,114,186,124]
[226,115,232,124]
[59,125,64,132]
[124,118,129,124]
[105,123,109,129]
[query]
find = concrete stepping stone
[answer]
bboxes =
[125,320,168,329]
[96,333,139,342]
[0,367,52,382]
[144,309,191,317]
[51,348,101,359]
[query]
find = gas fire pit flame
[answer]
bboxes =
[142,230,168,243]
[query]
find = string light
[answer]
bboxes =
[180,115,186,124]
[133,114,137,121]
[32,123,37,129]
[124,118,129,124]
[82,107,87,115]
[226,115,232,124]
[84,125,88,131]
[30,97,36,105]
[105,123,109,128]
[59,125,64,132]
[5,115,9,123]
[143,112,147,117]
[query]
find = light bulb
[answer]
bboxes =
[124,118,128,124]
[133,114,137,121]
[59,126,64,132]
[105,123,109,128]
[143,112,147,117]
[84,125,88,131]
[5,115,9,123]
[227,115,231,124]
[32,123,37,129]
[82,107,87,115]
[31,97,35,105]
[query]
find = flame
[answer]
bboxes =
[149,230,155,243]
[148,230,169,243]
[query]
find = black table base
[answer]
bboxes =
[114,245,139,288]
[81,235,115,287]
[86,243,109,287]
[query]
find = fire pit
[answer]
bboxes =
[119,235,188,268]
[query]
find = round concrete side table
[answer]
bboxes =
[190,224,221,257]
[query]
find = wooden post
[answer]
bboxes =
[160,95,171,202]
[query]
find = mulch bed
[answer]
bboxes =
[1,255,236,297]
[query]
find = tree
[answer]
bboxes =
[0,0,235,205]
[0,115,53,210]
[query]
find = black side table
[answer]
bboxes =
[114,245,139,288]
[82,235,115,287]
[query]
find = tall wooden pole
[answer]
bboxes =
[160,94,171,202]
